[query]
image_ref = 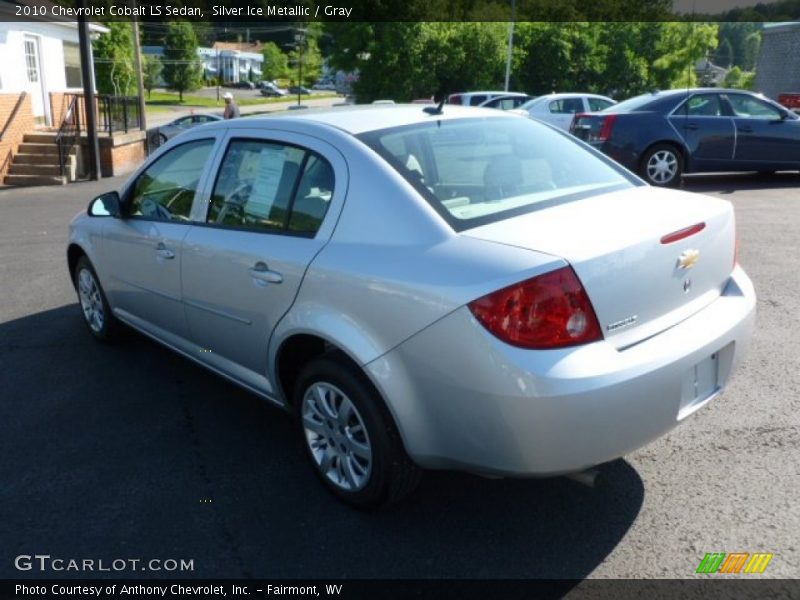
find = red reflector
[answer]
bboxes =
[468,266,603,349]
[660,222,706,244]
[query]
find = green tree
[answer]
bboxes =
[289,36,324,87]
[93,22,135,96]
[142,55,162,99]
[649,22,719,89]
[261,42,288,81]
[717,37,734,67]
[743,31,762,71]
[162,22,203,102]
[723,65,756,90]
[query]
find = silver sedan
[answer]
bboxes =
[68,105,755,508]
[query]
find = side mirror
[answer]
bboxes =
[88,191,122,218]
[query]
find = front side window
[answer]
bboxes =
[128,139,215,221]
[359,117,635,231]
[207,140,333,235]
[727,94,783,120]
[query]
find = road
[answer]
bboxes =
[0,172,798,582]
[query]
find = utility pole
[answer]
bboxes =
[216,49,220,101]
[295,29,306,107]
[131,16,147,132]
[504,0,516,92]
[77,4,100,180]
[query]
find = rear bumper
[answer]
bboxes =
[366,267,755,476]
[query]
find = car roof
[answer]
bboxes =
[201,104,519,135]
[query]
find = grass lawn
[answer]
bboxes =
[145,90,338,108]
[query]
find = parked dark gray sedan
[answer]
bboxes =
[571,88,800,186]
[157,114,223,144]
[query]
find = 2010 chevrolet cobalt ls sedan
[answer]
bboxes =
[68,105,755,508]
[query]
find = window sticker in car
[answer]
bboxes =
[249,146,288,218]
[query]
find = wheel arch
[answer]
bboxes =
[67,243,88,289]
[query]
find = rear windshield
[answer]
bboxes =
[358,117,636,231]
[603,93,663,113]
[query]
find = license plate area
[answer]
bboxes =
[678,351,720,420]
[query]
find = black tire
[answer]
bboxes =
[640,143,684,187]
[73,256,120,342]
[294,354,421,509]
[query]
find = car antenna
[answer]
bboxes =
[424,99,445,116]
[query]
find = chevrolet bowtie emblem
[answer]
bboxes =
[677,249,700,270]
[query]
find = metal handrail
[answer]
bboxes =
[55,94,81,178]
[0,91,28,142]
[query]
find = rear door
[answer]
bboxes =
[544,97,585,131]
[725,92,800,166]
[668,93,735,170]
[180,130,347,393]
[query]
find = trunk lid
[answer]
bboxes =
[463,186,736,349]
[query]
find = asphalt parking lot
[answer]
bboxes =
[1,172,798,581]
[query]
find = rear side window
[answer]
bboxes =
[359,117,635,231]
[588,97,614,112]
[469,95,488,106]
[207,139,333,235]
[677,94,724,117]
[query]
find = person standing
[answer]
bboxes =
[223,92,240,119]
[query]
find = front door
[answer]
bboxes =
[725,93,800,167]
[181,134,338,393]
[103,138,217,342]
[23,35,49,126]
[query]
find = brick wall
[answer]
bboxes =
[0,93,35,182]
[50,92,95,132]
[97,132,147,177]
[755,25,800,100]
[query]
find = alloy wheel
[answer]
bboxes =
[646,149,678,184]
[77,268,105,333]
[302,382,373,492]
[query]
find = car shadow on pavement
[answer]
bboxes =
[1,305,644,582]
[682,171,800,194]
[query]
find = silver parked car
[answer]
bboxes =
[68,105,755,508]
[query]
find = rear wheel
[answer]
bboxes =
[640,144,683,187]
[74,256,120,342]
[294,354,421,509]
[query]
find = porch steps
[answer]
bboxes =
[4,132,74,186]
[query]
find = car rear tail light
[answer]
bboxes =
[468,266,603,349]
[597,114,617,141]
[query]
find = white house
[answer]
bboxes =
[143,42,264,85]
[0,15,106,126]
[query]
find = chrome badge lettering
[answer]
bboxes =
[607,315,638,332]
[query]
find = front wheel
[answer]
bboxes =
[295,355,421,509]
[74,256,120,342]
[640,144,683,187]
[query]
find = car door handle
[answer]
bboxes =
[248,262,283,284]
[155,243,175,260]
[686,123,699,131]
[738,126,753,133]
